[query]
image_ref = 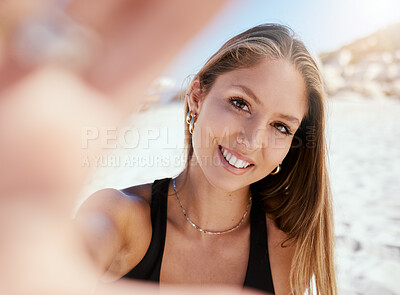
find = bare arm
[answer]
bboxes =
[74,188,152,278]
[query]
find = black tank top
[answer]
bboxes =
[123,178,275,294]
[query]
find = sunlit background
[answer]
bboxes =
[165,0,400,83]
[0,0,399,294]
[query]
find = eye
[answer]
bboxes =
[229,97,250,113]
[272,122,293,136]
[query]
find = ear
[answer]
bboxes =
[187,78,205,115]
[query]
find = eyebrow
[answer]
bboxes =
[231,84,301,124]
[273,113,300,124]
[232,84,261,105]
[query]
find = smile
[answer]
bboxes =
[218,145,255,171]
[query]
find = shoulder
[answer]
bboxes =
[120,182,153,204]
[78,183,154,277]
[79,184,154,246]
[79,185,152,223]
[265,214,296,295]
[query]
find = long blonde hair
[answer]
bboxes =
[182,24,336,295]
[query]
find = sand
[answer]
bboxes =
[327,96,400,295]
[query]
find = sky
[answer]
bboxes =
[164,0,400,85]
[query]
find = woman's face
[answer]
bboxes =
[189,58,307,192]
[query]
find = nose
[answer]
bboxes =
[236,123,265,152]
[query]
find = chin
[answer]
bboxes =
[196,147,251,193]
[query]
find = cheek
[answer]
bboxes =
[255,133,293,171]
[269,132,293,151]
[268,144,291,162]
[194,100,241,147]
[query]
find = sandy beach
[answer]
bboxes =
[327,97,400,295]
[81,96,400,294]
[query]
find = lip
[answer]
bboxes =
[217,145,254,175]
[219,145,255,165]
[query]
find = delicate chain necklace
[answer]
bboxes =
[172,178,252,235]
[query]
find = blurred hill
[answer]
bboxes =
[319,23,400,99]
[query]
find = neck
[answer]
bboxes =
[174,159,252,235]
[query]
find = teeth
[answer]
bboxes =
[228,155,237,166]
[220,146,251,169]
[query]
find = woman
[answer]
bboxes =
[77,24,337,295]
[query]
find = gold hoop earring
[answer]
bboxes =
[270,164,281,175]
[185,110,191,124]
[189,114,197,135]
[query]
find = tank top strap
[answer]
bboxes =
[123,177,170,281]
[243,195,275,293]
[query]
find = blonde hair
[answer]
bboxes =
[182,24,336,295]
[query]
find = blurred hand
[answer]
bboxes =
[0,0,228,206]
